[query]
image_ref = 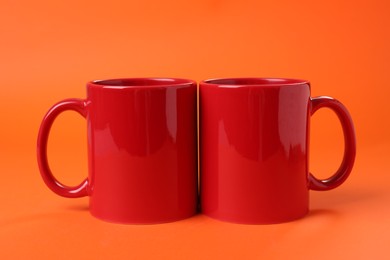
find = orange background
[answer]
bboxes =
[1,0,389,259]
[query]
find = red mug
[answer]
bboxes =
[199,78,356,224]
[37,78,198,224]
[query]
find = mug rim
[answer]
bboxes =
[88,77,196,89]
[201,77,310,88]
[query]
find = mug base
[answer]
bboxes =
[203,210,309,225]
[89,211,198,225]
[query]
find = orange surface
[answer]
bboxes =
[1,0,389,258]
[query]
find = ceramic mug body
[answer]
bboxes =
[37,78,198,224]
[199,78,356,224]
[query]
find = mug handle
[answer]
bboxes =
[37,99,89,198]
[309,96,356,191]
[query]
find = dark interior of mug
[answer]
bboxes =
[204,78,307,86]
[92,78,192,87]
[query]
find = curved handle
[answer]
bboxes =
[37,99,89,198]
[309,96,356,191]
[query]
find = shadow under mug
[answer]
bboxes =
[199,78,356,224]
[37,78,198,224]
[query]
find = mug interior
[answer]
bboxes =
[91,78,194,88]
[203,78,308,86]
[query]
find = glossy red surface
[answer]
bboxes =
[199,78,356,224]
[37,78,198,224]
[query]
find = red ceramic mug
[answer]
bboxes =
[37,78,198,224]
[199,78,356,224]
